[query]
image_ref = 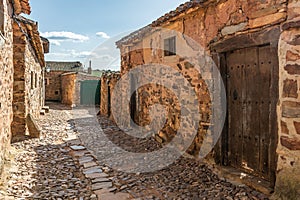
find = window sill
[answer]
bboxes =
[163,55,179,63]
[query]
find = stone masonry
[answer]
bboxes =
[12,16,48,142]
[275,0,300,198]
[116,0,300,198]
[61,72,100,107]
[45,61,84,102]
[100,72,120,120]
[0,0,14,177]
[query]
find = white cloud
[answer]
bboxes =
[96,32,110,39]
[50,40,61,46]
[45,50,92,60]
[41,31,89,45]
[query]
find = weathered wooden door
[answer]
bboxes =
[225,45,278,182]
[80,80,101,105]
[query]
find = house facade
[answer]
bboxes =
[45,61,101,107]
[45,61,84,101]
[0,0,49,173]
[116,0,300,198]
[0,0,15,176]
[100,72,120,120]
[12,16,49,142]
[60,72,100,107]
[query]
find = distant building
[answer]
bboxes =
[46,61,84,72]
[45,61,84,101]
[45,61,100,107]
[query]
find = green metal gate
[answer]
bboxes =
[80,80,101,105]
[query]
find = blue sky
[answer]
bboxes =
[28,0,187,71]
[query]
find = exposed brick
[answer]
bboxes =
[281,136,300,150]
[281,121,289,135]
[282,101,300,118]
[287,35,300,46]
[284,64,300,75]
[286,51,300,62]
[283,79,298,98]
[282,18,300,30]
[249,12,286,28]
[221,22,247,36]
[294,121,300,135]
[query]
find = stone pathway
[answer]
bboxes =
[72,106,270,200]
[0,103,270,199]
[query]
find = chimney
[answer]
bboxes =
[88,60,92,74]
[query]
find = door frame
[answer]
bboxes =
[210,26,280,187]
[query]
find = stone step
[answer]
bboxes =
[40,110,46,115]
[42,106,50,113]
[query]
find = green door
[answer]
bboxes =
[80,80,101,105]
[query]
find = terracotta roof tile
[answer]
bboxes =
[12,0,31,15]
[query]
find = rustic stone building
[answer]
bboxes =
[61,72,100,107]
[116,0,300,198]
[0,0,15,176]
[45,61,101,107]
[12,15,49,142]
[0,0,48,172]
[100,72,120,119]
[45,61,84,101]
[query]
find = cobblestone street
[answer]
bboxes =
[0,103,269,199]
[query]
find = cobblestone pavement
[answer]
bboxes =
[1,104,99,199]
[0,103,270,199]
[72,106,270,200]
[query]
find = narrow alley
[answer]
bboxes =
[1,103,269,199]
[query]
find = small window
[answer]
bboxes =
[35,73,38,88]
[0,0,4,35]
[164,36,176,56]
[45,78,50,85]
[31,72,34,89]
[55,91,59,95]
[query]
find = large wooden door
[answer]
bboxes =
[225,45,278,182]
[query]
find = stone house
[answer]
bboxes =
[60,72,100,107]
[100,72,120,119]
[45,61,84,101]
[12,15,49,142]
[116,0,300,198]
[45,61,101,107]
[0,0,48,173]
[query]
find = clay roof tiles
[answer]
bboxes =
[11,0,31,15]
[14,16,47,67]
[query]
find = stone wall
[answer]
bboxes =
[12,18,45,142]
[100,73,120,119]
[117,0,300,196]
[61,72,100,107]
[274,0,300,198]
[121,0,290,155]
[45,71,64,101]
[0,0,14,175]
[61,73,76,106]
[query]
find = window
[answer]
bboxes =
[31,72,34,89]
[0,0,4,34]
[45,78,50,85]
[0,0,5,46]
[35,73,38,88]
[164,36,176,56]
